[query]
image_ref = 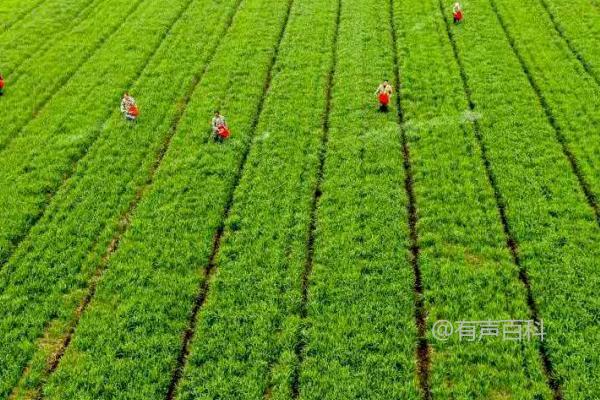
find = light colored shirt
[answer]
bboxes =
[121,96,135,113]
[375,84,393,96]
[212,115,226,130]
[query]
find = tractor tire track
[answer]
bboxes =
[0,0,50,34]
[164,0,296,397]
[289,0,341,398]
[389,0,432,398]
[8,0,244,397]
[536,0,600,88]
[438,0,563,398]
[6,0,103,83]
[488,0,600,227]
[0,0,147,152]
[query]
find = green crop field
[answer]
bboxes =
[0,0,599,398]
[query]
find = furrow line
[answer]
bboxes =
[290,0,341,398]
[0,0,185,274]
[27,0,243,394]
[5,0,209,395]
[164,0,296,397]
[263,100,323,400]
[263,386,273,400]
[438,0,564,398]
[488,0,600,227]
[537,0,600,88]
[389,0,431,398]
[7,0,103,83]
[0,0,146,153]
[1,0,49,33]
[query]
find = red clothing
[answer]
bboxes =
[129,105,139,117]
[454,10,463,21]
[0,79,4,90]
[378,92,390,106]
[217,125,230,139]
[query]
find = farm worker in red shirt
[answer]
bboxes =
[211,110,230,142]
[0,74,5,96]
[120,92,139,121]
[453,2,464,23]
[375,80,393,112]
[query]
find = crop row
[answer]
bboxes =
[29,0,304,397]
[0,0,148,150]
[394,0,555,397]
[0,0,238,395]
[174,0,339,397]
[0,0,177,266]
[297,0,420,398]
[451,0,600,397]
[491,0,600,223]
[0,0,46,33]
[539,0,600,84]
[0,0,95,77]
[2,0,597,398]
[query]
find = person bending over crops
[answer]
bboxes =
[120,92,139,121]
[453,2,463,23]
[211,110,230,142]
[0,74,5,96]
[375,80,393,112]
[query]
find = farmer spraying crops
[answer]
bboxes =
[120,92,139,121]
[453,2,464,23]
[211,110,230,142]
[0,73,5,96]
[375,80,393,112]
